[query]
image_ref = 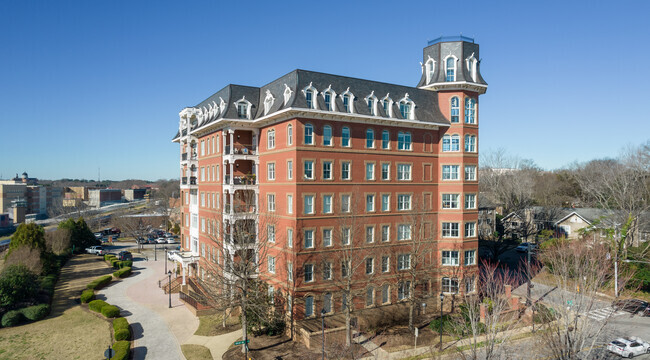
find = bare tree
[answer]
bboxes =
[44,228,71,255]
[113,211,163,251]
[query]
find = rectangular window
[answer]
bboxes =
[201,192,205,207]
[365,258,374,274]
[366,287,374,306]
[465,194,476,209]
[397,194,411,211]
[287,194,293,214]
[366,129,374,148]
[304,160,314,179]
[365,226,374,243]
[304,264,314,282]
[397,224,411,241]
[441,250,460,266]
[366,194,375,212]
[304,195,314,214]
[288,262,293,281]
[342,127,350,147]
[397,254,411,270]
[268,256,276,273]
[201,218,205,232]
[381,194,390,212]
[381,130,390,149]
[305,295,314,316]
[342,227,351,245]
[341,161,351,180]
[465,222,476,238]
[397,132,412,150]
[323,228,332,247]
[200,141,205,156]
[341,260,350,278]
[465,276,476,293]
[442,277,459,293]
[442,194,459,209]
[304,124,313,143]
[267,194,275,212]
[365,162,375,180]
[324,293,332,313]
[442,222,460,237]
[267,225,275,243]
[287,160,293,180]
[341,194,351,213]
[323,126,332,146]
[323,262,332,280]
[381,163,390,180]
[288,124,293,145]
[381,225,390,242]
[267,130,275,149]
[201,167,205,182]
[322,161,332,180]
[465,165,477,181]
[464,250,476,266]
[322,195,332,214]
[381,256,390,273]
[382,284,390,304]
[304,230,314,249]
[397,164,412,180]
[442,165,460,180]
[287,228,293,248]
[267,163,275,180]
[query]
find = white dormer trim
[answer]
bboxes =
[339,87,355,114]
[381,93,393,118]
[398,93,415,120]
[233,96,253,120]
[465,52,477,82]
[364,91,378,116]
[301,82,318,110]
[425,56,436,84]
[219,97,227,114]
[264,90,275,115]
[321,84,337,111]
[444,54,458,82]
[283,84,293,106]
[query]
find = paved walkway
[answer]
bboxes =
[98,248,240,359]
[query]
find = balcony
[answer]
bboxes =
[224,175,256,186]
[181,177,188,185]
[181,153,188,161]
[225,144,256,155]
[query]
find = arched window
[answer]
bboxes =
[304,123,314,145]
[465,135,476,152]
[302,82,318,110]
[450,97,459,123]
[341,127,351,147]
[287,124,293,146]
[442,135,451,152]
[398,94,415,120]
[322,86,336,111]
[366,129,375,148]
[381,130,390,149]
[340,88,354,113]
[382,94,393,117]
[445,57,456,82]
[365,91,378,116]
[234,97,252,119]
[425,57,436,83]
[323,125,332,146]
[465,98,476,124]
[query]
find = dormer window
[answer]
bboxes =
[283,84,293,105]
[302,82,318,110]
[398,94,415,120]
[264,90,275,115]
[322,85,336,111]
[466,53,477,82]
[234,97,252,119]
[445,56,457,82]
[340,88,354,114]
[381,94,393,117]
[365,91,378,116]
[425,57,436,84]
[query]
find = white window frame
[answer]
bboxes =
[322,86,336,111]
[340,88,354,113]
[464,134,476,152]
[397,194,411,211]
[322,161,332,180]
[441,250,460,266]
[287,124,293,146]
[465,97,476,124]
[304,195,314,214]
[442,194,460,209]
[323,125,332,146]
[304,160,314,179]
[398,94,415,120]
[397,131,411,150]
[267,129,275,149]
[304,230,314,249]
[323,228,332,247]
[366,128,375,148]
[381,194,390,212]
[304,265,314,283]
[442,165,460,180]
[465,165,477,181]
[465,194,477,209]
[397,254,411,270]
[397,164,412,181]
[366,194,375,212]
[267,163,275,181]
[445,55,457,82]
[465,222,476,238]
[268,255,276,273]
[267,194,275,212]
[287,160,293,179]
[442,223,460,238]
[381,94,393,117]
[381,225,390,242]
[264,90,275,115]
[365,91,378,116]
[450,96,460,123]
[322,195,332,214]
[381,256,390,273]
[304,123,314,145]
[464,249,476,266]
[381,130,390,149]
[341,161,351,180]
[442,277,459,294]
[302,82,318,110]
[397,224,411,241]
[365,162,375,180]
[341,127,351,147]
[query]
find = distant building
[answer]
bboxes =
[0,172,61,217]
[124,188,147,201]
[89,189,122,207]
[0,213,10,227]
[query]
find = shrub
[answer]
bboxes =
[80,289,95,303]
[114,328,130,341]
[113,317,129,331]
[111,340,130,360]
[0,265,39,307]
[113,267,131,278]
[40,274,57,294]
[104,254,113,261]
[21,304,50,321]
[89,299,108,313]
[110,259,120,268]
[86,275,112,290]
[101,305,120,318]
[119,260,133,268]
[1,310,25,327]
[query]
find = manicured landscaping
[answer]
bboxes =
[181,344,213,360]
[194,313,241,336]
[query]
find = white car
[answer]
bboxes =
[156,237,167,244]
[607,337,650,358]
[516,242,538,253]
[85,246,105,256]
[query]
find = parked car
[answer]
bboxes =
[85,246,105,256]
[117,251,132,261]
[94,232,103,240]
[147,238,157,244]
[156,237,167,244]
[166,238,176,244]
[516,242,538,253]
[607,337,650,358]
[612,299,650,316]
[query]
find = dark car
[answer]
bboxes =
[612,299,650,316]
[117,251,132,261]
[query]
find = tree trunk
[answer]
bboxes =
[241,282,248,354]
[345,305,351,347]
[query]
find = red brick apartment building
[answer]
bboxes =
[172,36,487,321]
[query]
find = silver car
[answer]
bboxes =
[607,337,650,358]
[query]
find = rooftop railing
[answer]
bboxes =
[428,35,475,45]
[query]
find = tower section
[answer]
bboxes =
[418,36,487,295]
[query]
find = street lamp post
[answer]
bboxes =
[164,247,168,274]
[154,243,157,261]
[167,270,172,308]
[439,292,444,349]
[321,309,326,360]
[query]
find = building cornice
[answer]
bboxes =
[419,81,488,95]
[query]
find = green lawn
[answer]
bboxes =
[195,313,241,336]
[181,344,213,360]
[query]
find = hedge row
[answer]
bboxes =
[113,267,131,279]
[88,300,121,318]
[1,304,51,327]
[111,340,130,360]
[113,317,131,341]
[113,260,132,269]
[89,299,108,313]
[86,275,112,290]
[80,289,95,303]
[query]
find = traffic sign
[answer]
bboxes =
[104,348,115,358]
[235,339,250,345]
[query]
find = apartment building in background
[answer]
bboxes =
[172,36,487,322]
[0,172,62,221]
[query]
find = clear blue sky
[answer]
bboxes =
[1,0,648,181]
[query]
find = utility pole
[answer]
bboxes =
[614,224,619,298]
[526,244,532,306]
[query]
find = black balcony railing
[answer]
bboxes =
[224,175,256,185]
[181,153,188,161]
[224,204,257,214]
[189,177,197,185]
[181,177,188,185]
[225,144,256,155]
